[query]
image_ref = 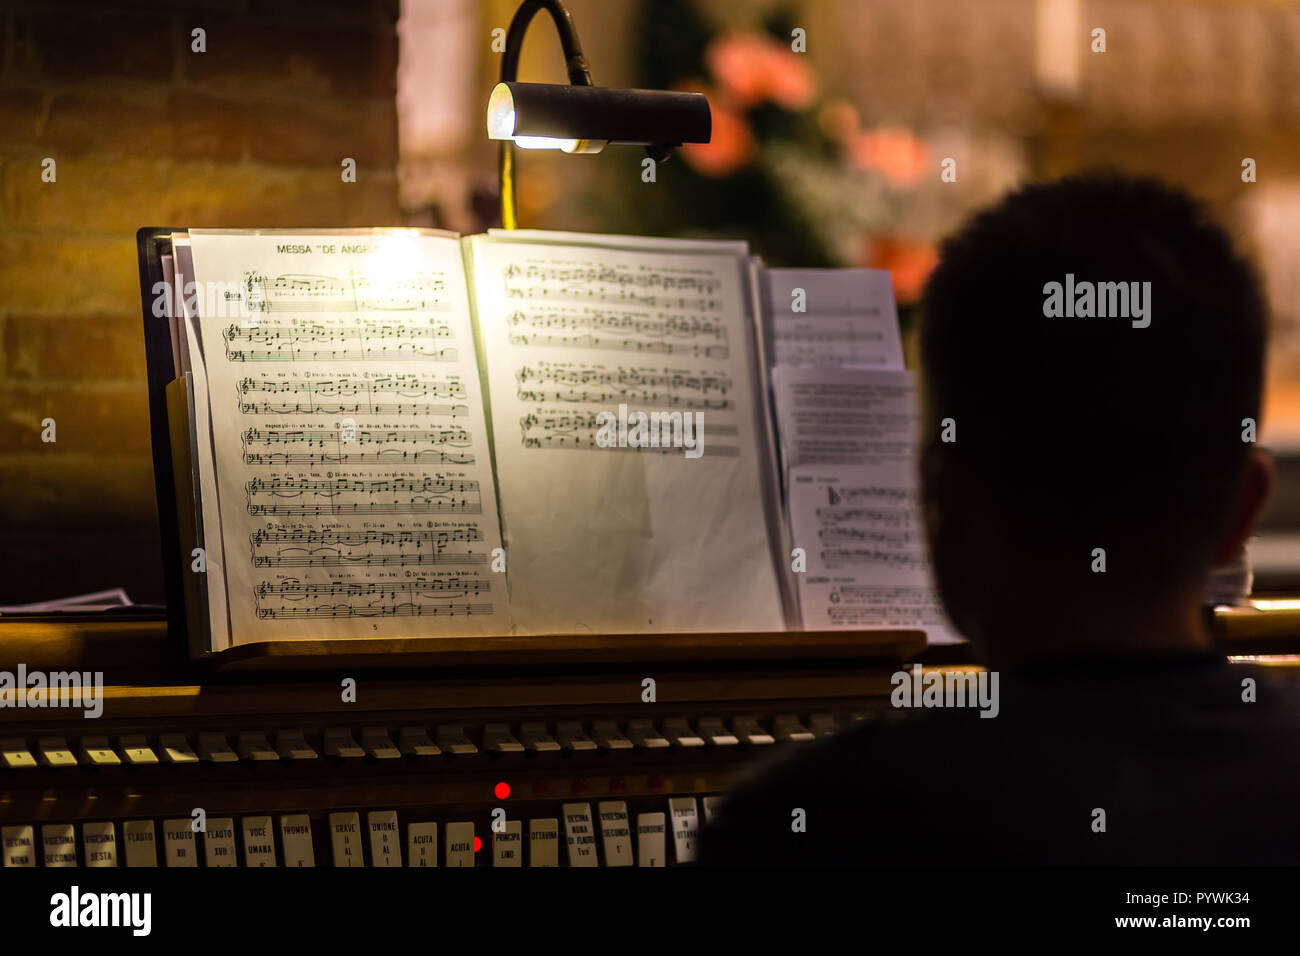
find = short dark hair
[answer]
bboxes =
[919,172,1267,596]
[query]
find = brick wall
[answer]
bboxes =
[0,0,402,603]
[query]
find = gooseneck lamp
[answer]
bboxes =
[487,0,712,229]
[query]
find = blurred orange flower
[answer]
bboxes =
[848,127,929,187]
[680,100,756,177]
[867,236,939,304]
[706,33,770,107]
[706,32,816,111]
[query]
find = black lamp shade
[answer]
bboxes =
[488,81,711,148]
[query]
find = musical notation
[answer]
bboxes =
[515,362,731,409]
[245,476,482,516]
[256,602,493,619]
[241,426,474,465]
[237,374,469,416]
[500,262,723,312]
[508,308,727,342]
[257,578,490,600]
[774,329,887,345]
[507,332,727,359]
[820,548,930,571]
[822,585,949,628]
[224,321,456,362]
[254,573,494,623]
[836,584,939,605]
[826,485,916,506]
[504,305,729,359]
[816,507,915,528]
[186,231,510,638]
[517,409,738,455]
[250,527,487,568]
[502,263,721,294]
[241,271,451,313]
[251,528,483,548]
[810,482,930,577]
[819,527,922,546]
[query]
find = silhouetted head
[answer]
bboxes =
[919,172,1271,656]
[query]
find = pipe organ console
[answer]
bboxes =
[0,621,923,869]
[2,608,1294,869]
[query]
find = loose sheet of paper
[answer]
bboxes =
[776,367,960,642]
[468,233,785,634]
[761,268,903,369]
[185,229,508,644]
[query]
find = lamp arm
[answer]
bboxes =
[498,0,593,229]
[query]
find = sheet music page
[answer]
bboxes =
[775,367,960,642]
[761,268,903,369]
[186,229,508,644]
[468,233,786,634]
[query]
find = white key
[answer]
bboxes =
[82,822,117,867]
[444,821,475,867]
[237,732,278,761]
[626,718,670,749]
[662,717,705,748]
[730,716,774,745]
[590,720,633,749]
[120,735,159,765]
[773,714,816,742]
[275,730,317,760]
[702,795,725,825]
[279,815,315,867]
[2,825,35,866]
[80,736,121,766]
[361,727,400,760]
[406,822,437,867]
[555,721,596,751]
[696,717,739,746]
[163,819,197,867]
[636,813,667,867]
[367,811,400,866]
[435,725,477,755]
[37,736,77,767]
[597,800,634,867]
[483,722,524,753]
[0,739,36,769]
[328,812,364,867]
[668,797,700,864]
[519,721,560,752]
[561,802,598,867]
[41,824,77,867]
[197,732,238,763]
[398,726,440,756]
[158,733,198,763]
[323,728,364,759]
[123,820,158,867]
[241,816,276,867]
[492,820,522,867]
[528,818,559,867]
[203,818,237,867]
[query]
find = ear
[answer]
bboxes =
[1212,446,1274,564]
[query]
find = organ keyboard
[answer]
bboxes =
[0,619,928,868]
[0,707,869,868]
[2,606,1294,869]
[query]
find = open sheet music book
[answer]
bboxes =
[141,227,953,656]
